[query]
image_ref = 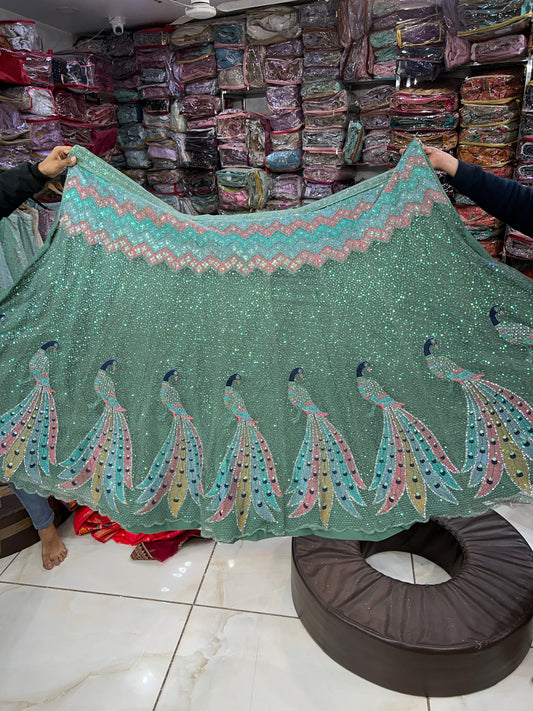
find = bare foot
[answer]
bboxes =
[38,523,67,570]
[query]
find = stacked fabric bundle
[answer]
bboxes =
[353,84,395,167]
[396,3,446,80]
[300,79,353,201]
[339,0,373,81]
[0,20,55,166]
[368,0,398,77]
[444,0,531,70]
[213,17,246,91]
[454,71,524,253]
[216,166,270,212]
[388,86,459,164]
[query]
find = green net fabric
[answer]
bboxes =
[1,141,532,543]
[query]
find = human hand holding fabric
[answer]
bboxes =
[422,145,459,178]
[37,146,76,178]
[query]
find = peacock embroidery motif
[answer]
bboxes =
[0,340,59,483]
[287,367,366,526]
[424,338,533,496]
[136,370,203,517]
[59,359,133,511]
[206,373,281,532]
[357,361,460,516]
[489,305,533,347]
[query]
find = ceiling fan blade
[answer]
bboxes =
[171,15,194,25]
[217,0,298,12]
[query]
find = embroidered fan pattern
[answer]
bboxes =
[207,374,281,532]
[425,338,533,497]
[0,341,59,483]
[287,367,366,526]
[136,370,203,517]
[59,360,133,512]
[357,361,461,516]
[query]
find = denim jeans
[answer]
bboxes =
[8,482,54,531]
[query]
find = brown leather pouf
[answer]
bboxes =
[0,483,71,559]
[291,511,533,697]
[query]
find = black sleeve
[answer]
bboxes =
[451,160,533,239]
[0,162,49,219]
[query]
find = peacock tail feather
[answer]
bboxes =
[288,413,365,524]
[208,421,279,531]
[1,385,58,483]
[370,406,460,516]
[136,415,203,517]
[463,380,532,496]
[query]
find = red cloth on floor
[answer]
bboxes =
[72,506,201,561]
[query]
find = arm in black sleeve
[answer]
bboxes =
[451,160,533,239]
[0,162,48,219]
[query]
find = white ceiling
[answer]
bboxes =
[0,0,219,35]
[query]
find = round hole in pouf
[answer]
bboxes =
[291,511,533,697]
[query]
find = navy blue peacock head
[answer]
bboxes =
[101,359,118,371]
[489,305,503,325]
[423,337,438,356]
[164,369,178,381]
[289,367,303,381]
[41,340,59,352]
[356,361,370,377]
[226,373,241,387]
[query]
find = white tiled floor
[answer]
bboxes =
[0,504,532,711]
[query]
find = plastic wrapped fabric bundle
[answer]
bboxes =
[302,28,340,50]
[518,138,533,162]
[117,123,146,150]
[55,90,88,122]
[460,72,524,102]
[217,64,246,90]
[300,79,343,100]
[302,147,343,167]
[269,109,303,131]
[264,56,304,85]
[0,20,40,51]
[373,60,397,78]
[391,87,459,114]
[390,112,459,131]
[86,104,117,129]
[299,0,338,27]
[59,120,92,147]
[516,162,533,180]
[0,86,56,117]
[218,143,250,168]
[269,173,304,201]
[304,112,347,130]
[358,84,396,112]
[3,141,533,543]
[213,18,246,47]
[302,127,345,150]
[338,0,372,46]
[471,34,529,64]
[0,48,53,87]
[360,108,390,130]
[246,117,270,167]
[524,80,533,111]
[215,47,245,69]
[457,0,525,33]
[133,27,170,48]
[216,109,248,142]
[0,141,31,170]
[116,103,143,125]
[459,122,519,145]
[457,142,516,166]
[123,148,151,169]
[266,84,301,111]
[246,7,301,45]
[0,103,29,139]
[390,129,458,154]
[265,148,303,171]
[176,50,217,84]
[396,58,444,80]
[271,128,302,151]
[460,100,521,127]
[445,33,472,70]
[302,89,352,115]
[244,45,266,89]
[147,168,189,187]
[170,22,214,49]
[303,49,342,69]
[179,94,221,119]
[362,129,390,165]
[184,77,219,95]
[343,120,364,164]
[505,230,533,259]
[27,117,62,153]
[341,36,373,81]
[265,39,303,57]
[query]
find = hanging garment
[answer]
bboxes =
[1,141,532,544]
